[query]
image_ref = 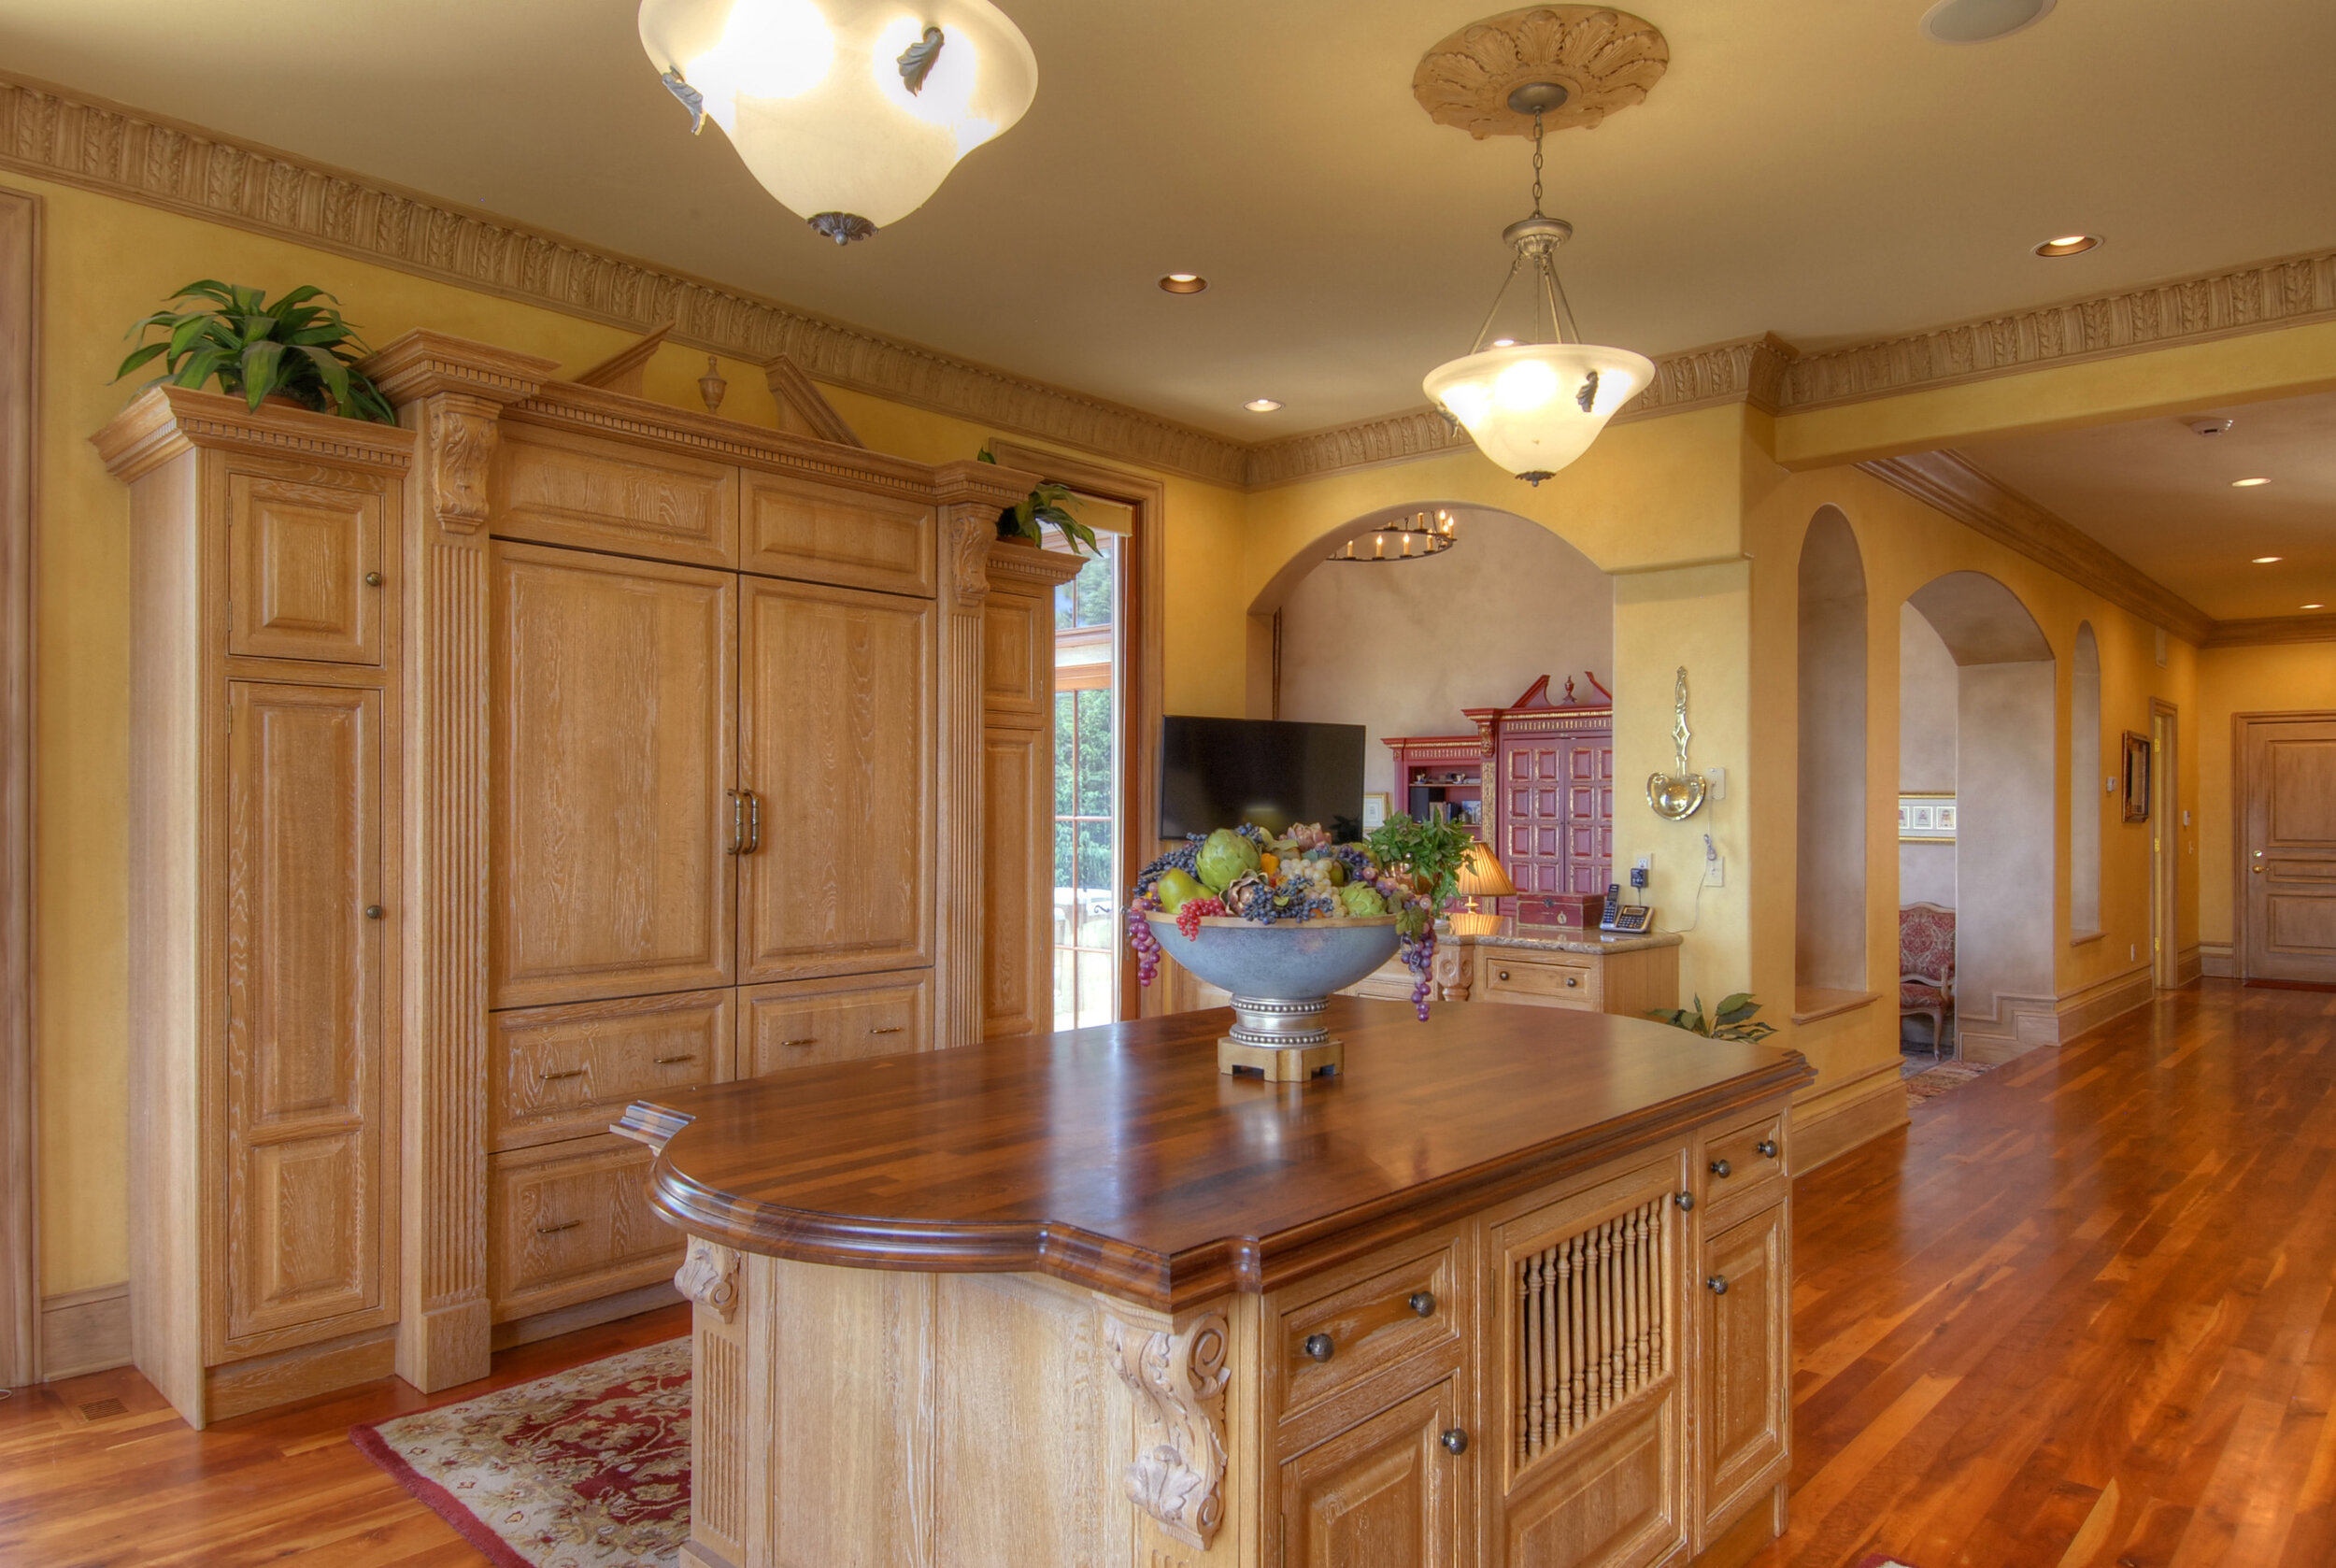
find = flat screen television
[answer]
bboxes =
[1159,716,1365,841]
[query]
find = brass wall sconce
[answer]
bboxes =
[1646,666,1708,820]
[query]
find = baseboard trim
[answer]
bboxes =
[204,1323,398,1426]
[1790,1061,1908,1175]
[2201,942,2235,978]
[2057,966,2155,1041]
[491,1281,682,1352]
[39,1283,130,1381]
[1956,991,2062,1064]
[2175,944,2204,987]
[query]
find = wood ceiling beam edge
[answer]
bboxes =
[0,70,2331,500]
[2201,615,2336,649]
[1859,449,2217,647]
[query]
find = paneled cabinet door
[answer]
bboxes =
[738,577,933,983]
[226,468,385,664]
[1699,1201,1789,1532]
[491,544,737,1008]
[222,681,388,1348]
[1279,1377,1465,1568]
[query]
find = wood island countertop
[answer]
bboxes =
[620,995,1812,1313]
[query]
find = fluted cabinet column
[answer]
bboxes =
[367,333,555,1391]
[936,506,994,1049]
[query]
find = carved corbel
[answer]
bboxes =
[674,1238,739,1323]
[947,508,995,608]
[1103,1306,1231,1550]
[420,396,502,533]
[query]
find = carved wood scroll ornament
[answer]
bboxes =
[674,1238,739,1322]
[1104,1309,1231,1549]
[948,509,994,606]
[1413,6,1670,139]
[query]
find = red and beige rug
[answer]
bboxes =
[1903,1058,1992,1108]
[351,1338,691,1568]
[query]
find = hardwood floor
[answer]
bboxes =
[1,978,2327,1567]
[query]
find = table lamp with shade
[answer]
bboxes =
[1446,840,1516,937]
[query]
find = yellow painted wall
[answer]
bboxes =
[17,170,1240,1297]
[2194,641,2336,951]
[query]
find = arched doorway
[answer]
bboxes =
[1901,572,2057,1062]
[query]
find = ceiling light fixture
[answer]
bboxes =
[1158,273,1207,294]
[1921,0,2058,44]
[1424,86,1652,486]
[1243,397,1283,413]
[2233,477,2272,487]
[638,0,1037,245]
[2306,604,2328,611]
[2033,234,2101,257]
[1330,509,1459,563]
[2254,556,2285,563]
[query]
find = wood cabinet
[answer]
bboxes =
[106,335,1063,1418]
[100,391,413,1426]
[1343,935,1679,1020]
[1280,1376,1468,1568]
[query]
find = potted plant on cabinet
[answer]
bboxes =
[976,446,1100,555]
[115,279,397,421]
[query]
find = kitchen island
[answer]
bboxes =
[619,995,1812,1568]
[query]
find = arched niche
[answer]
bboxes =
[2071,623,2102,937]
[1904,571,2057,1059]
[1796,506,1868,994]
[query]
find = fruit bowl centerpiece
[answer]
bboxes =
[1127,817,1476,1081]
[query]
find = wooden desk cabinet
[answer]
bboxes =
[1342,933,1682,1021]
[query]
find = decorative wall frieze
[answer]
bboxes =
[674,1238,739,1322]
[1103,1305,1232,1550]
[1858,450,2217,645]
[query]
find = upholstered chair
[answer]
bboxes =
[1900,902,1958,1062]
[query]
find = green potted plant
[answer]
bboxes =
[115,279,396,422]
[1648,993,1778,1044]
[976,446,1100,555]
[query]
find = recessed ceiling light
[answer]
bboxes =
[2033,234,2101,257]
[2253,556,2285,563]
[1158,273,1207,294]
[2233,477,2272,487]
[2306,604,2328,611]
[1922,0,2057,44]
[1243,398,1283,413]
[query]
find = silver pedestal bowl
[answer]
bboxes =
[1147,913,1401,1080]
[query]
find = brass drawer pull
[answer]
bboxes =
[1440,1428,1469,1455]
[781,1036,819,1048]
[1710,1159,1732,1178]
[363,571,383,586]
[654,1054,698,1065]
[363,905,385,919]
[1674,1190,1694,1211]
[869,1025,904,1036]
[1408,1290,1436,1318]
[727,790,745,856]
[1303,1333,1334,1362]
[743,789,762,855]
[1706,1275,1729,1295]
[536,1219,582,1236]
[1565,976,1580,988]
[1757,1138,1779,1159]
[1497,969,1510,981]
[539,1068,587,1082]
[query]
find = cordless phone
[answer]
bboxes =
[1600,882,1621,930]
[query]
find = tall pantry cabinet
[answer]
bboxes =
[102,330,1074,1424]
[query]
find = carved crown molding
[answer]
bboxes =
[91,384,416,483]
[2201,614,2336,649]
[1414,7,1670,138]
[1858,450,2216,645]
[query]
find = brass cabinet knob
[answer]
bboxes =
[1706,1275,1729,1296]
[2252,864,2265,874]
[363,905,384,919]
[1497,969,1510,981]
[1565,976,1579,987]
[1440,1428,1469,1455]
[1757,1139,1778,1160]
[1408,1290,1436,1318]
[363,571,383,586]
[1303,1333,1334,1362]
[1709,1159,1731,1178]
[1674,1190,1694,1211]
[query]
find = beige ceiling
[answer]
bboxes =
[3,1,2335,441]
[1959,390,2336,623]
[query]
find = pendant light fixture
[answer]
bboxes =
[1422,87,1652,485]
[1327,509,1459,563]
[638,0,1038,244]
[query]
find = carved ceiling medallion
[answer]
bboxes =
[1413,7,1670,139]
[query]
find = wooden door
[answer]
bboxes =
[738,577,933,984]
[1503,740,1567,906]
[1280,1376,1464,1568]
[222,681,389,1348]
[1566,733,1616,896]
[1699,1202,1788,1531]
[491,543,736,1008]
[226,469,386,665]
[2242,714,2336,982]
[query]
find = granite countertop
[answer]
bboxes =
[1446,925,1684,956]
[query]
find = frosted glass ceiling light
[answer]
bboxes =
[640,0,1037,243]
[1423,90,1651,486]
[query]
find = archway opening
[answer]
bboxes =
[1796,507,1869,1005]
[1901,571,2057,1064]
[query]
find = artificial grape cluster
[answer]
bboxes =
[1174,894,1226,940]
[1399,929,1438,1022]
[1127,896,1164,988]
[1131,840,1202,902]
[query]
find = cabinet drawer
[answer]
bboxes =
[1273,1232,1464,1425]
[1341,956,1418,1004]
[741,970,932,1075]
[490,990,734,1152]
[1701,1112,1787,1217]
[226,468,387,664]
[491,421,737,569]
[488,1134,682,1321]
[741,471,934,597]
[1482,953,1601,1010]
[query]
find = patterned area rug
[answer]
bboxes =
[351,1339,691,1568]
[1904,1059,1993,1108]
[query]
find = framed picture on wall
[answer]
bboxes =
[1361,791,1391,831]
[1899,791,1956,842]
[2122,732,2152,822]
